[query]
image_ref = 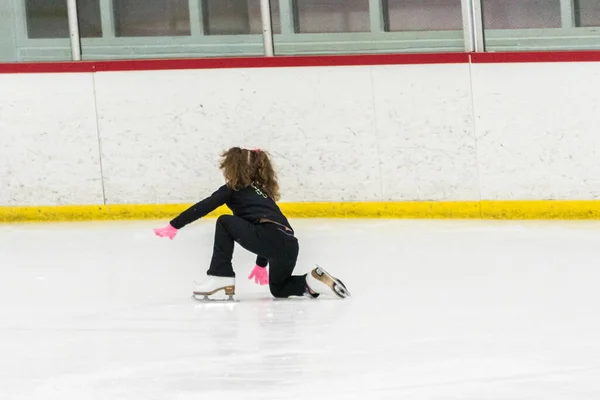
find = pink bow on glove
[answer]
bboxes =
[248,265,269,285]
[154,224,178,240]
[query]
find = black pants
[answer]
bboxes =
[208,215,306,298]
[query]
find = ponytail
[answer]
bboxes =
[252,149,280,201]
[220,147,280,201]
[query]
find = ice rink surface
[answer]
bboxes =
[1,219,600,400]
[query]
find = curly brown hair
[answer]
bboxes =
[219,147,281,201]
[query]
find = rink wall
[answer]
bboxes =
[3,52,600,222]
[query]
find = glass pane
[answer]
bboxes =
[482,0,561,29]
[204,0,281,35]
[576,0,600,27]
[114,0,190,37]
[385,0,462,32]
[25,0,101,39]
[294,0,370,33]
[0,1,18,61]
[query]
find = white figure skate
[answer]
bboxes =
[306,265,351,299]
[192,276,236,302]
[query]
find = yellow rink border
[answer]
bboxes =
[480,200,600,219]
[3,200,600,222]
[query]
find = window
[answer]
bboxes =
[482,0,561,29]
[384,0,462,32]
[575,0,600,27]
[25,0,101,39]
[114,0,190,37]
[203,0,281,35]
[293,0,370,33]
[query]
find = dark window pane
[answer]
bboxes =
[482,0,561,29]
[576,0,600,27]
[26,0,101,39]
[204,0,281,35]
[78,1,103,37]
[114,0,190,37]
[385,0,462,32]
[294,0,370,33]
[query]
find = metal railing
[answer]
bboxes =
[64,0,488,60]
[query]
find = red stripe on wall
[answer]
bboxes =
[471,51,600,64]
[0,61,96,73]
[93,53,469,71]
[3,51,600,74]
[0,53,468,74]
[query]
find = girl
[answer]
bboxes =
[153,147,350,300]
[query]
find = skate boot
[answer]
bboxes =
[306,265,351,299]
[192,275,236,301]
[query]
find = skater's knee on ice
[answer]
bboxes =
[269,283,288,298]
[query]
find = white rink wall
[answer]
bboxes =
[2,61,600,206]
[472,63,600,201]
[0,73,103,206]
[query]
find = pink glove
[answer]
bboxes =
[154,224,178,240]
[248,265,269,285]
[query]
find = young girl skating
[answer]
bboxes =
[153,147,350,301]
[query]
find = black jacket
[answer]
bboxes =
[169,183,292,267]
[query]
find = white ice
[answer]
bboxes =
[1,219,600,400]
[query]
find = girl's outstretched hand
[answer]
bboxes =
[154,224,178,240]
[248,265,269,285]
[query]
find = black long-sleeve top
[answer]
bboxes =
[169,183,292,267]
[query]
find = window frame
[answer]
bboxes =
[7,0,600,62]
